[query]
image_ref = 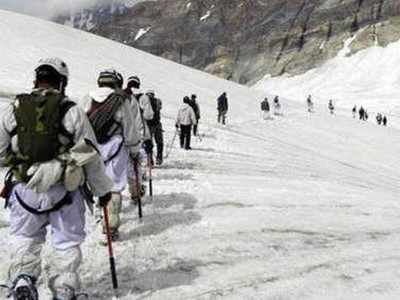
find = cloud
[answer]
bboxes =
[0,0,117,19]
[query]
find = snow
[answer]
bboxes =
[255,29,400,127]
[134,27,151,41]
[1,9,400,300]
[200,11,211,21]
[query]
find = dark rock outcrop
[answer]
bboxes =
[55,0,400,85]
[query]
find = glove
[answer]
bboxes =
[143,140,153,155]
[98,192,112,207]
[175,123,179,129]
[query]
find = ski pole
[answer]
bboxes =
[164,129,178,159]
[103,206,119,299]
[148,157,153,201]
[195,124,202,142]
[133,160,143,219]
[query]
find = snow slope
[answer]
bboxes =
[1,9,400,300]
[255,34,400,127]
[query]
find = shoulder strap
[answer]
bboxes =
[59,100,77,144]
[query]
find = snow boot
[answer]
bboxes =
[49,275,88,300]
[4,274,39,300]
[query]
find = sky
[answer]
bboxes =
[0,0,112,19]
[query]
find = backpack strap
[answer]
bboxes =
[103,134,125,165]
[15,190,73,215]
[58,100,77,147]
[0,169,16,208]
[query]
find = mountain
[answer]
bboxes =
[54,0,400,85]
[54,1,128,31]
[2,8,400,300]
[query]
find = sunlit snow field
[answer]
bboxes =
[256,31,400,128]
[1,9,400,300]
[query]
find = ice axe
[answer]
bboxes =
[148,157,153,202]
[133,160,143,219]
[103,206,119,299]
[164,129,179,159]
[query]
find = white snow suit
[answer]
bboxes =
[139,94,154,122]
[0,89,113,293]
[127,94,150,201]
[176,103,197,126]
[86,87,141,232]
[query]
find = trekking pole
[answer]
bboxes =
[148,157,153,201]
[196,124,203,142]
[164,129,178,159]
[133,160,143,219]
[103,206,119,299]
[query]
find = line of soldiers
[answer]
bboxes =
[0,57,231,299]
[353,105,388,126]
[0,58,176,300]
[260,96,282,119]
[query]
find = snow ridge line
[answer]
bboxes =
[0,90,15,100]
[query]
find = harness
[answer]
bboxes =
[2,100,77,213]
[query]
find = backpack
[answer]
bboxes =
[261,101,269,111]
[147,95,162,126]
[190,100,200,119]
[87,91,125,144]
[7,90,76,182]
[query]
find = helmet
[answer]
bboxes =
[146,89,155,96]
[183,96,190,104]
[191,94,197,99]
[97,68,119,88]
[35,57,69,92]
[127,76,140,89]
[36,57,69,79]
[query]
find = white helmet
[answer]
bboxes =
[36,57,69,79]
[146,89,155,96]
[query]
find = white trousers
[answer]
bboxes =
[8,184,85,292]
[98,135,129,193]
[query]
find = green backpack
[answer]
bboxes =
[7,89,75,182]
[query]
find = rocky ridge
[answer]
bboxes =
[56,0,400,85]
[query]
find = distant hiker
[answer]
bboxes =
[141,90,164,165]
[124,76,152,152]
[383,115,388,126]
[176,96,197,150]
[352,105,357,118]
[307,95,314,113]
[359,106,365,120]
[261,97,270,120]
[87,69,141,241]
[0,58,112,300]
[124,75,153,203]
[273,96,281,115]
[364,110,369,121]
[217,92,228,125]
[189,94,201,136]
[376,113,383,125]
[328,100,334,114]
